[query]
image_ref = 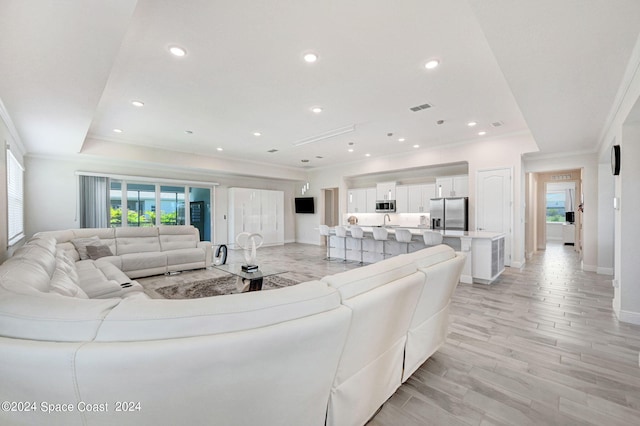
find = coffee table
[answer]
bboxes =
[213,263,287,292]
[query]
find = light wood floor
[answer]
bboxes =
[139,243,640,425]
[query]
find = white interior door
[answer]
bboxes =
[476,168,512,266]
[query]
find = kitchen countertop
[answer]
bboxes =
[331,226,504,239]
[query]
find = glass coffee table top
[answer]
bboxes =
[213,263,287,281]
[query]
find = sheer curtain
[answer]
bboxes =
[79,175,109,228]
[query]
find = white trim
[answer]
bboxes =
[614,307,640,326]
[597,266,614,275]
[510,260,525,268]
[75,171,219,187]
[581,263,597,272]
[0,97,27,158]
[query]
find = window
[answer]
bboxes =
[6,149,24,245]
[546,191,566,222]
[127,183,156,227]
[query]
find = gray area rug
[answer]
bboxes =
[156,275,299,299]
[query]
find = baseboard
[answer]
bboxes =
[581,262,597,272]
[510,260,525,268]
[597,266,614,275]
[614,307,640,326]
[459,274,472,284]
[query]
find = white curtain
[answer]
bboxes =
[79,175,109,228]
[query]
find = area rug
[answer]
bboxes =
[155,275,299,299]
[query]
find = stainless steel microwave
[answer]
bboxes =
[375,200,396,212]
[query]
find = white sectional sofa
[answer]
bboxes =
[0,229,464,426]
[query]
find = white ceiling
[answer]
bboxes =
[1,0,639,172]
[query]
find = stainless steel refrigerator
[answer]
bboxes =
[429,197,468,231]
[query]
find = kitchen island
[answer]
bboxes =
[327,226,505,284]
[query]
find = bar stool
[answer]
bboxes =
[350,226,365,265]
[423,230,443,247]
[372,227,389,259]
[319,225,333,260]
[395,228,413,254]
[335,226,349,262]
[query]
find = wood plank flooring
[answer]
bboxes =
[369,243,640,426]
[138,243,640,425]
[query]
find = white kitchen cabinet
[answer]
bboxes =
[347,188,374,213]
[228,187,284,248]
[435,175,468,197]
[395,186,408,212]
[406,184,435,213]
[376,181,396,201]
[366,188,377,212]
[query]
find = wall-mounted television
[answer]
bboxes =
[294,197,315,214]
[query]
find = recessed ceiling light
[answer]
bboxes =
[398,138,406,142]
[365,153,371,157]
[424,59,440,70]
[311,106,323,114]
[216,147,223,151]
[169,46,187,57]
[478,131,487,136]
[413,144,420,148]
[253,132,262,137]
[131,100,144,107]
[348,148,354,153]
[303,52,318,63]
[113,128,123,133]
[467,121,477,127]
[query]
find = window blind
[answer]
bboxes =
[7,148,24,245]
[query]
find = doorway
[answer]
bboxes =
[322,188,339,228]
[476,168,512,266]
[525,169,582,256]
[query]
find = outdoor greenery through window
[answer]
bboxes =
[108,179,212,241]
[546,192,566,222]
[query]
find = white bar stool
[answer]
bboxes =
[395,228,413,254]
[423,230,443,247]
[350,226,365,265]
[335,226,349,262]
[319,225,334,260]
[372,227,389,259]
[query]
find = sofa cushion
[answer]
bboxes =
[50,269,89,299]
[120,252,167,273]
[12,245,57,278]
[94,280,342,341]
[159,225,198,251]
[86,244,114,260]
[94,260,131,285]
[165,248,205,266]
[322,255,418,300]
[55,251,79,286]
[71,236,101,260]
[398,245,455,269]
[115,227,161,255]
[0,291,120,341]
[0,259,52,294]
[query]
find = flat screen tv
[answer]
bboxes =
[295,197,315,214]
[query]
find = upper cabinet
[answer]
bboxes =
[435,175,468,198]
[406,184,435,213]
[347,188,376,213]
[376,181,396,200]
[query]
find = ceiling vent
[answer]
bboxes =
[491,121,503,127]
[267,149,279,153]
[410,103,432,112]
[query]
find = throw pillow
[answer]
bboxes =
[86,244,114,260]
[71,236,101,260]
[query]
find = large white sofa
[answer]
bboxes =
[0,229,465,426]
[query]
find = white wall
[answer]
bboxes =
[24,155,299,245]
[300,132,539,267]
[597,32,640,325]
[597,163,615,275]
